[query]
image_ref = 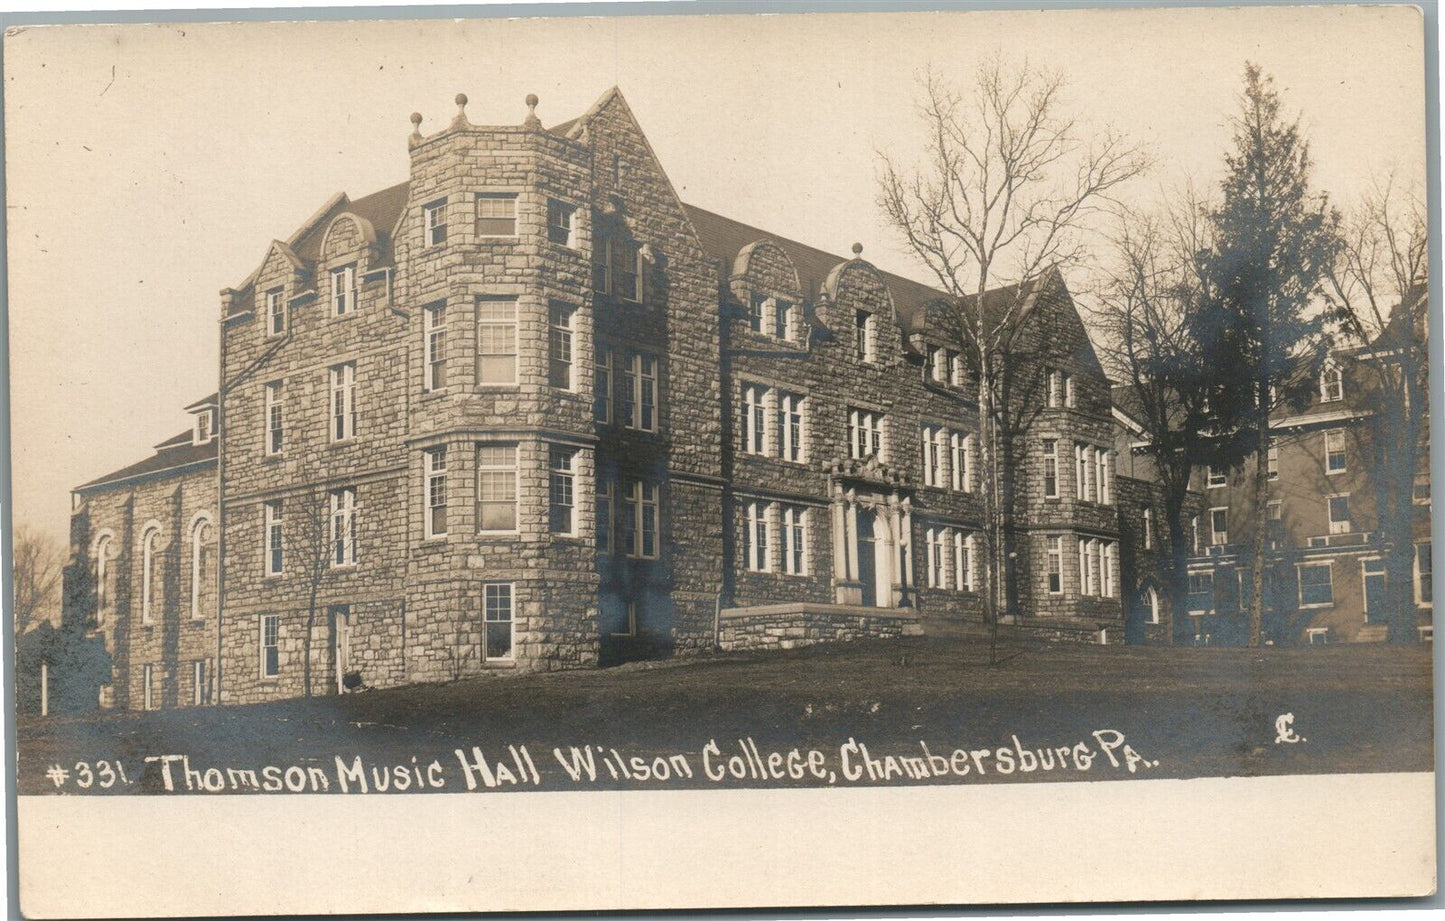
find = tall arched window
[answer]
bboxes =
[190,518,213,620]
[141,526,161,625]
[93,535,112,626]
[1146,586,1160,625]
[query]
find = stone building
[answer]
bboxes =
[68,87,1181,709]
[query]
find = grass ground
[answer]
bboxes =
[16,636,1434,794]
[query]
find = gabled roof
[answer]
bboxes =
[78,431,216,493]
[291,179,411,268]
[682,203,947,333]
[184,392,219,412]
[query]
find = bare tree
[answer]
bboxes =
[1092,192,1232,644]
[290,487,350,695]
[12,525,65,635]
[1324,173,1428,643]
[878,57,1149,662]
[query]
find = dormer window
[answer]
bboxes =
[193,409,216,445]
[855,310,876,363]
[331,264,357,317]
[773,299,795,341]
[1320,363,1344,403]
[266,288,285,337]
[423,198,448,247]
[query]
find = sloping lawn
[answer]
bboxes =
[16,636,1433,794]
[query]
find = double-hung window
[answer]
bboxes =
[855,311,875,362]
[1143,508,1154,550]
[629,354,657,432]
[744,385,768,455]
[1096,449,1111,504]
[260,615,280,678]
[777,392,804,462]
[1416,543,1433,605]
[620,479,659,559]
[1075,443,1090,500]
[594,347,613,424]
[547,198,577,247]
[1325,429,1347,474]
[921,426,945,487]
[849,408,885,460]
[423,302,447,392]
[266,287,285,336]
[1210,507,1228,546]
[1268,445,1279,479]
[782,505,808,576]
[951,432,972,492]
[549,446,578,535]
[330,487,357,567]
[330,362,356,442]
[925,528,945,588]
[773,299,795,341]
[476,297,518,385]
[1188,571,1214,613]
[1208,465,1227,488]
[1042,439,1059,498]
[264,501,283,576]
[955,531,974,591]
[476,444,518,533]
[1298,563,1334,606]
[264,381,284,455]
[1328,494,1351,534]
[476,193,518,237]
[548,302,575,390]
[331,264,357,316]
[596,478,613,554]
[425,447,448,538]
[612,237,641,302]
[483,583,514,661]
[423,198,448,246]
[744,501,772,572]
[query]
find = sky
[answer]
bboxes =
[4,5,1427,546]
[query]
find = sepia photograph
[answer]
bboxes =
[4,3,1435,915]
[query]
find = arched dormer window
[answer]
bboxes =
[93,534,113,626]
[1320,363,1344,403]
[140,525,161,626]
[190,517,214,620]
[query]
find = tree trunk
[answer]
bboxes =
[977,335,1000,665]
[1164,493,1189,646]
[1246,379,1269,647]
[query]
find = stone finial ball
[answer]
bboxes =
[526,93,539,107]
[455,93,468,106]
[852,242,864,255]
[410,112,423,126]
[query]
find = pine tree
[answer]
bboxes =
[1204,64,1340,646]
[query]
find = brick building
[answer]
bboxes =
[68,87,1192,709]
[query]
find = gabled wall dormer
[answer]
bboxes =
[186,394,219,445]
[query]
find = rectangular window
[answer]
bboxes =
[476,193,518,237]
[925,528,944,588]
[1075,443,1088,500]
[1210,507,1228,546]
[1103,542,1116,597]
[266,288,285,336]
[855,310,874,362]
[1091,539,1102,596]
[596,478,612,554]
[630,480,659,559]
[264,500,283,576]
[783,505,808,576]
[483,583,514,661]
[547,198,577,247]
[264,381,284,455]
[1143,508,1154,550]
[956,532,975,592]
[748,292,766,333]
[1299,563,1334,606]
[330,487,357,567]
[1078,539,1091,596]
[331,264,357,317]
[1207,465,1227,488]
[1042,439,1059,499]
[745,501,771,572]
[1047,535,1063,594]
[476,444,518,533]
[1188,571,1214,613]
[921,426,944,488]
[849,408,885,460]
[594,347,613,424]
[194,409,214,444]
[1048,370,1060,408]
[778,391,804,462]
[1064,373,1075,408]
[1268,445,1279,480]
[192,659,209,707]
[476,296,518,385]
[143,664,154,710]
[425,447,448,538]
[612,237,641,303]
[1096,448,1110,504]
[948,350,964,387]
[548,302,575,390]
[1328,494,1350,534]
[774,299,794,341]
[423,302,447,392]
[1192,515,1200,552]
[951,432,972,492]
[260,614,280,678]
[744,384,768,455]
[423,198,448,246]
[930,346,947,383]
[1267,500,1283,520]
[628,353,657,432]
[549,446,577,535]
[1325,429,1347,474]
[1416,543,1433,605]
[330,362,356,442]
[1414,478,1431,505]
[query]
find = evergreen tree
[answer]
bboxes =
[1204,64,1340,646]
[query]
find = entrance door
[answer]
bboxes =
[1363,559,1387,624]
[857,509,877,607]
[331,604,352,694]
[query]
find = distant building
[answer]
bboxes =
[66,87,1228,710]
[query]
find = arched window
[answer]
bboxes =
[141,526,161,625]
[1320,363,1344,403]
[1146,586,1160,625]
[93,535,112,626]
[190,518,213,620]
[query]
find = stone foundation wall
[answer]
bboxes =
[718,604,921,652]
